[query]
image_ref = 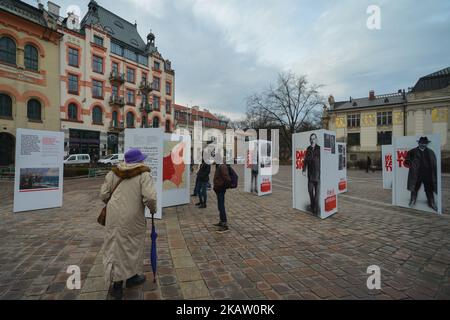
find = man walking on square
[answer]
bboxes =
[196,159,211,209]
[213,159,232,233]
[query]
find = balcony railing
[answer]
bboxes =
[109,95,125,107]
[109,71,125,83]
[139,102,152,113]
[109,121,124,132]
[139,80,155,93]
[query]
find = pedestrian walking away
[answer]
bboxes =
[213,161,232,233]
[196,159,211,209]
[100,148,157,300]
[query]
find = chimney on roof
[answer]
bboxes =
[47,1,60,17]
[369,90,375,100]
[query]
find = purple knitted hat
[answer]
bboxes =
[125,148,147,164]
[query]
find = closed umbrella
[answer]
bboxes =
[150,213,158,283]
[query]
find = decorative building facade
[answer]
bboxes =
[324,67,450,163]
[0,0,62,166]
[59,0,175,158]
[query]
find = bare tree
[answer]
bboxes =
[246,71,324,152]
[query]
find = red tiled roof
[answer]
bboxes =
[173,103,228,129]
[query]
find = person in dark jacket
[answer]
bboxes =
[405,137,438,211]
[366,156,372,173]
[213,161,232,233]
[303,133,321,215]
[196,159,211,209]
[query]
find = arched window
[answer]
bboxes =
[24,44,38,71]
[165,119,171,132]
[152,117,159,128]
[92,106,103,124]
[112,111,118,127]
[0,94,13,118]
[0,37,16,65]
[126,112,135,128]
[141,116,147,128]
[27,99,41,120]
[68,103,78,120]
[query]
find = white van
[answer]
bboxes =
[98,154,124,166]
[64,154,91,165]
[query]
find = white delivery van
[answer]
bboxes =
[97,154,124,166]
[63,154,91,165]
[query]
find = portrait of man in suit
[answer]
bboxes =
[302,133,321,215]
[405,136,438,211]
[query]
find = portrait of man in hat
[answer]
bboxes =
[303,133,321,215]
[405,136,438,211]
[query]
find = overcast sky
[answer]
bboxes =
[25,0,450,120]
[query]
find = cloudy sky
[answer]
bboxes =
[25,0,450,119]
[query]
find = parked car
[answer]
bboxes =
[97,154,124,166]
[64,154,91,165]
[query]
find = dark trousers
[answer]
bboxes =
[193,176,200,196]
[198,181,208,204]
[215,190,227,223]
[251,172,258,192]
[308,180,320,214]
[411,174,435,206]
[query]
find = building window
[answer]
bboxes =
[0,37,16,65]
[92,55,103,73]
[24,45,38,71]
[165,120,171,132]
[92,80,103,98]
[166,82,171,95]
[68,74,79,94]
[68,47,79,67]
[68,103,78,120]
[93,35,104,47]
[127,90,135,105]
[126,112,135,127]
[165,100,171,114]
[112,111,119,127]
[347,133,360,147]
[0,94,12,118]
[153,77,160,91]
[127,68,135,83]
[27,99,41,121]
[347,114,361,128]
[153,95,160,110]
[92,106,103,124]
[154,61,160,70]
[111,42,123,56]
[377,111,392,126]
[377,131,392,145]
[142,73,147,84]
[112,62,119,75]
[124,49,137,62]
[112,85,118,97]
[152,117,159,128]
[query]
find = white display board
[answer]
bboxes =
[382,145,393,190]
[14,129,64,213]
[162,133,191,207]
[258,140,273,196]
[244,140,258,193]
[292,130,338,219]
[337,143,347,194]
[124,128,163,219]
[392,134,442,215]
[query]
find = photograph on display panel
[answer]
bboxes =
[19,168,60,192]
[293,130,338,219]
[393,134,442,214]
[337,143,347,194]
[258,140,273,196]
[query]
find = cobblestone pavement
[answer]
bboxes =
[0,166,449,300]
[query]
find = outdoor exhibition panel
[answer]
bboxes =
[392,134,442,215]
[337,142,347,194]
[244,140,258,193]
[162,133,191,208]
[292,129,339,219]
[382,145,393,190]
[14,129,64,213]
[124,128,163,219]
[258,140,273,196]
